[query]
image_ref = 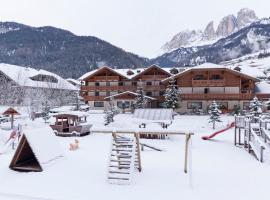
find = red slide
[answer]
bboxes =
[202,122,235,140]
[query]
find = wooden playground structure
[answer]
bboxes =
[234,115,270,162]
[50,113,92,137]
[91,128,193,184]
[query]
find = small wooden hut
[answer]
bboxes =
[9,126,64,172]
[50,112,91,137]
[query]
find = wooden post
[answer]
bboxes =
[234,115,237,146]
[184,133,191,173]
[134,133,142,172]
[260,146,265,163]
[11,114,14,129]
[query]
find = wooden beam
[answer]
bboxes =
[134,133,142,172]
[184,133,191,173]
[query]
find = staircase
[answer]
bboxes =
[107,134,140,184]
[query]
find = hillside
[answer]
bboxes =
[0,22,148,78]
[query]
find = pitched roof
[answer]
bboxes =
[0,63,78,90]
[104,91,156,100]
[162,62,260,82]
[79,65,172,81]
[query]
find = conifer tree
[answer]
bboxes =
[208,100,222,129]
[164,78,180,109]
[249,96,262,117]
[135,80,145,109]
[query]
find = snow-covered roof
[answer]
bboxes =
[255,81,270,93]
[54,111,88,118]
[0,63,78,90]
[79,65,172,81]
[66,78,81,86]
[23,126,64,169]
[104,91,156,100]
[163,62,259,82]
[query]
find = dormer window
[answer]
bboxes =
[30,74,58,83]
[211,75,222,80]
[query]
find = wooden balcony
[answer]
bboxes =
[81,85,165,91]
[141,75,168,80]
[192,79,225,87]
[81,95,107,101]
[94,76,119,81]
[180,93,254,100]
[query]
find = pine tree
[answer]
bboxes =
[164,78,180,109]
[249,96,262,117]
[208,100,222,129]
[104,110,114,126]
[265,98,270,110]
[134,81,145,109]
[42,101,50,123]
[104,97,119,125]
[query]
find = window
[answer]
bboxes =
[95,82,100,86]
[211,75,222,80]
[118,82,124,86]
[159,91,165,96]
[117,101,130,108]
[106,92,110,96]
[146,92,152,96]
[204,88,209,94]
[146,81,152,86]
[243,102,250,110]
[95,91,99,96]
[217,102,228,110]
[106,82,110,86]
[132,82,137,86]
[194,75,205,80]
[187,102,202,109]
[94,101,104,107]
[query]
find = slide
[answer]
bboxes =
[0,137,16,154]
[0,130,18,155]
[202,122,235,140]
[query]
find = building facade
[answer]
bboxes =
[80,65,171,109]
[80,63,270,112]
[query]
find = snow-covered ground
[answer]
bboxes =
[0,111,269,200]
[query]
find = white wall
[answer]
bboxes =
[225,87,239,93]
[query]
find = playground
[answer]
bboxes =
[0,110,270,200]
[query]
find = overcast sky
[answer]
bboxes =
[0,0,269,58]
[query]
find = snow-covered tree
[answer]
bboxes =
[208,101,222,129]
[164,78,180,109]
[232,104,241,115]
[104,97,119,125]
[249,96,262,117]
[42,101,50,123]
[264,98,270,111]
[134,81,145,109]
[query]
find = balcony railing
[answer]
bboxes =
[81,85,165,91]
[141,75,168,80]
[94,76,119,81]
[180,93,254,100]
[192,79,225,87]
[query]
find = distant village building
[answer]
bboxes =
[0,63,78,108]
[80,63,270,112]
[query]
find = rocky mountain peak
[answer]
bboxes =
[203,21,216,40]
[216,15,238,37]
[237,8,258,29]
[161,8,259,53]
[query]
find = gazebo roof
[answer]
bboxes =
[0,107,20,115]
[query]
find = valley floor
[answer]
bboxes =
[0,111,269,200]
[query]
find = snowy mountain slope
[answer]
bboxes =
[152,18,270,67]
[161,8,258,53]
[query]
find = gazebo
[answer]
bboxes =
[0,107,20,129]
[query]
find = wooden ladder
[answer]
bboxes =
[107,133,141,184]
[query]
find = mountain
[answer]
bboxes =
[152,18,270,67]
[161,8,258,53]
[0,22,148,78]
